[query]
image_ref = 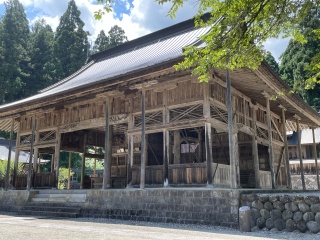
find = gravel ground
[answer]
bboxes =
[0,212,320,240]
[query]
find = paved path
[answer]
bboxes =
[0,213,318,240]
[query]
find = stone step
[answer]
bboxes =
[31,194,86,203]
[34,189,88,194]
[19,210,79,218]
[26,201,83,207]
[23,205,81,214]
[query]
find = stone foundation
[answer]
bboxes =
[241,192,320,233]
[82,188,240,228]
[0,190,32,212]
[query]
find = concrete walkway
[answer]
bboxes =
[0,212,318,240]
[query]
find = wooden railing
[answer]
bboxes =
[169,163,207,185]
[34,172,55,188]
[131,165,164,186]
[14,174,28,189]
[213,164,230,187]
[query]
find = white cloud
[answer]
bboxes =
[12,0,197,40]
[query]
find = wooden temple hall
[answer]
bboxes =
[1,18,320,191]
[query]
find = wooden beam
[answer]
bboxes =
[5,118,14,191]
[295,117,306,190]
[312,128,320,190]
[60,115,128,133]
[84,153,104,159]
[265,96,276,189]
[271,118,284,142]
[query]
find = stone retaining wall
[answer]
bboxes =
[82,188,239,228]
[241,192,320,234]
[0,190,32,212]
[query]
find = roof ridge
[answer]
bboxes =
[89,13,210,62]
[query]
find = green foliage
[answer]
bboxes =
[94,0,114,20]
[25,19,56,96]
[58,167,73,189]
[107,25,128,49]
[59,151,82,169]
[0,0,30,103]
[92,26,128,54]
[280,7,320,110]
[265,51,280,75]
[0,160,23,181]
[93,30,109,53]
[54,0,89,80]
[85,158,104,172]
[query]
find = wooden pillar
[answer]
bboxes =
[51,153,54,173]
[198,129,203,163]
[140,89,146,189]
[33,128,40,187]
[38,154,41,174]
[33,129,39,176]
[93,147,97,177]
[27,116,36,190]
[163,90,169,186]
[127,98,134,188]
[280,105,291,189]
[54,129,61,188]
[263,92,276,189]
[103,97,112,189]
[173,131,181,164]
[163,129,169,186]
[295,116,306,190]
[68,152,72,190]
[252,105,261,188]
[127,135,133,187]
[205,123,213,186]
[81,134,87,189]
[5,118,14,191]
[13,123,20,188]
[227,69,240,188]
[312,128,320,190]
[203,81,211,183]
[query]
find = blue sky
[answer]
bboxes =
[0,0,288,61]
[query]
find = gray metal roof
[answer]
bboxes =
[0,25,209,111]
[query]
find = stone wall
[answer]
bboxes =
[0,190,32,212]
[241,192,320,234]
[82,188,240,228]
